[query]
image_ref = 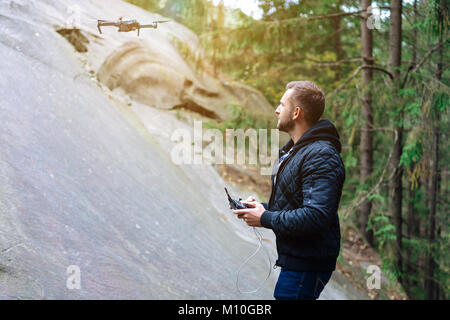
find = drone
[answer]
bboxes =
[97,17,169,36]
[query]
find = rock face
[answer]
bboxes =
[0,0,367,299]
[96,39,274,121]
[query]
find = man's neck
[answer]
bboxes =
[289,122,311,145]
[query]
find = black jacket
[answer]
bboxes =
[260,119,345,272]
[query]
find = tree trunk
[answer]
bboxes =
[425,8,443,298]
[404,0,418,294]
[332,1,344,81]
[359,0,374,246]
[388,0,402,80]
[405,163,416,292]
[418,157,430,293]
[390,128,403,284]
[388,0,403,285]
[425,108,439,299]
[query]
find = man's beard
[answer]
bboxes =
[277,117,295,133]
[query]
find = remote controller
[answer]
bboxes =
[225,187,249,210]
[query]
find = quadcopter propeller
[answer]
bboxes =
[140,20,169,30]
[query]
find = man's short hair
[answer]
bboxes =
[286,81,325,125]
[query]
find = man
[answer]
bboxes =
[232,81,345,300]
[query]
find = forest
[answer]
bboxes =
[126,0,449,300]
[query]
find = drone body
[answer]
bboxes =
[97,18,168,36]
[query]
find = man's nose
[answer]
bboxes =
[275,105,281,114]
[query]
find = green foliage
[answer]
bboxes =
[433,91,449,115]
[400,130,424,168]
[125,0,161,12]
[367,193,386,204]
[169,35,205,73]
[161,0,209,34]
[368,215,396,248]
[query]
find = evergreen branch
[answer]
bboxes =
[433,62,450,77]
[264,6,391,23]
[328,64,394,97]
[281,57,363,72]
[361,65,394,80]
[291,10,365,21]
[328,66,363,96]
[342,128,398,220]
[200,7,391,36]
[411,40,447,74]
[402,38,450,87]
[274,54,374,65]
[306,57,363,67]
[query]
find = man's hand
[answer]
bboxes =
[231,198,265,227]
[227,196,255,210]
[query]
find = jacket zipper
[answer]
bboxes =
[268,147,298,209]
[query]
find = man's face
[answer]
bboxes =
[275,89,296,133]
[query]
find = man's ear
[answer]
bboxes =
[292,106,301,121]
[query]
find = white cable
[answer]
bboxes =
[236,227,272,294]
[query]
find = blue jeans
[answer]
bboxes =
[274,268,332,300]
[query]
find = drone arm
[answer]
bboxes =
[97,21,120,34]
[98,21,117,27]
[140,24,157,29]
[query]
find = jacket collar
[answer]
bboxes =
[280,119,342,157]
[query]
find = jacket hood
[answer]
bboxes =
[282,119,342,154]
